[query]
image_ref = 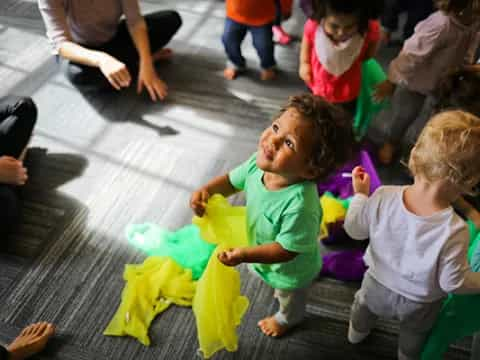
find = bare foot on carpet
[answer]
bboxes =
[258,316,288,337]
[152,48,173,62]
[224,67,240,80]
[6,322,55,360]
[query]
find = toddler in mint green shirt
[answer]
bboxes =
[190,93,353,337]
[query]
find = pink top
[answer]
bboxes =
[389,11,480,95]
[303,19,380,103]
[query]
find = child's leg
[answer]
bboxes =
[397,299,443,360]
[379,86,426,164]
[349,285,378,343]
[222,18,248,79]
[258,287,307,337]
[250,24,276,80]
[272,0,292,45]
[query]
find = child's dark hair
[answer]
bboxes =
[435,0,479,13]
[434,69,480,116]
[311,0,384,34]
[280,93,354,181]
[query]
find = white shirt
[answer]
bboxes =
[344,186,470,302]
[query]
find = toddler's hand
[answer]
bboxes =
[217,248,245,266]
[299,62,312,83]
[373,80,395,102]
[352,166,370,196]
[190,188,210,217]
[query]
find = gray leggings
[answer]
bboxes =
[273,287,308,327]
[385,85,434,145]
[350,273,443,360]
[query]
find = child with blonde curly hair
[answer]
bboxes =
[344,110,480,360]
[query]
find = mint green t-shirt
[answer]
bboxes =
[229,153,322,290]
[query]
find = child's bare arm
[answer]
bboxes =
[299,35,312,83]
[190,174,238,217]
[218,243,297,267]
[363,40,380,61]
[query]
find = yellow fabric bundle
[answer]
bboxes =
[103,256,196,345]
[319,195,347,239]
[192,195,250,358]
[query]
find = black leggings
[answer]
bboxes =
[0,96,37,244]
[67,10,182,89]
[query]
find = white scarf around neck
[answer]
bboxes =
[315,22,365,77]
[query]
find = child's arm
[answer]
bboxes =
[453,197,480,229]
[190,174,238,217]
[218,243,297,267]
[299,35,312,83]
[363,40,380,61]
[344,166,371,240]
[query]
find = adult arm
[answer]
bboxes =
[127,19,168,101]
[38,0,131,90]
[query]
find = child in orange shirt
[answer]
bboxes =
[222,0,277,80]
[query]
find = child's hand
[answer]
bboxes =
[190,188,210,217]
[352,166,370,196]
[299,62,312,83]
[373,80,395,102]
[217,248,245,266]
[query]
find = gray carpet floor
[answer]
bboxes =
[0,0,473,359]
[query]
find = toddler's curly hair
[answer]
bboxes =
[278,93,354,181]
[409,110,480,195]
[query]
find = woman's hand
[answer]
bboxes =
[299,62,312,83]
[190,188,210,217]
[217,248,245,266]
[0,156,28,185]
[373,79,395,102]
[98,54,131,90]
[137,61,168,101]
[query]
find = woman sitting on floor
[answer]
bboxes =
[38,0,182,101]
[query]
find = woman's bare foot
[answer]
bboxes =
[223,67,239,80]
[260,68,276,81]
[6,322,55,360]
[152,48,173,62]
[378,142,395,165]
[258,316,288,337]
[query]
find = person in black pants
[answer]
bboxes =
[0,322,55,360]
[38,0,182,101]
[0,96,36,246]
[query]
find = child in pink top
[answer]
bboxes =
[299,0,382,114]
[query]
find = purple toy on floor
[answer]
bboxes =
[320,249,368,282]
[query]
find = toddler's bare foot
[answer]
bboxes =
[260,68,276,81]
[378,142,395,165]
[258,316,288,337]
[223,67,239,80]
[152,48,173,62]
[6,322,55,360]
